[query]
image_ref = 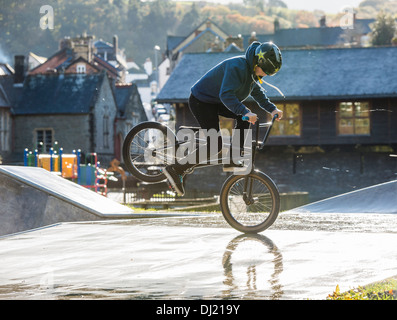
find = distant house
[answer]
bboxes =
[166,19,232,71]
[126,58,158,120]
[113,83,148,160]
[164,19,244,80]
[156,46,397,201]
[0,34,148,166]
[2,70,147,165]
[94,35,128,73]
[29,34,126,82]
[12,72,118,164]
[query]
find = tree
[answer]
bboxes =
[243,0,287,11]
[268,0,287,8]
[370,11,396,46]
[175,3,200,35]
[359,0,387,9]
[243,0,265,11]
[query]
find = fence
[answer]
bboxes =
[121,182,308,211]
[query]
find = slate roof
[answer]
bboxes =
[0,75,22,106]
[13,72,106,115]
[241,19,377,49]
[156,46,397,103]
[94,40,113,49]
[167,35,186,53]
[114,84,134,117]
[0,83,11,107]
[29,48,73,74]
[181,28,226,52]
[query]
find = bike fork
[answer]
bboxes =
[243,175,254,205]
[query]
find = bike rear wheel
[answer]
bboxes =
[220,171,280,234]
[122,121,177,183]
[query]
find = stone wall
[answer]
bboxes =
[13,115,90,158]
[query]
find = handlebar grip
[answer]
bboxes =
[242,116,249,121]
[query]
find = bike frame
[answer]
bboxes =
[241,114,278,203]
[155,114,278,174]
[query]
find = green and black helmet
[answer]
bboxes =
[254,42,282,76]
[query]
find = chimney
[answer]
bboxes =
[249,32,258,45]
[113,35,118,57]
[71,34,94,62]
[225,35,244,51]
[59,36,73,50]
[319,15,326,27]
[14,55,25,84]
[274,18,280,33]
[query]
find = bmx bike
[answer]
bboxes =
[122,115,280,234]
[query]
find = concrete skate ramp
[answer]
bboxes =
[0,165,135,236]
[292,180,397,214]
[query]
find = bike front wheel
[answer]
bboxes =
[122,121,177,183]
[220,171,280,234]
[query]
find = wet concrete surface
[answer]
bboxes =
[0,211,396,300]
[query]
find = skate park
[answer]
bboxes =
[0,165,396,300]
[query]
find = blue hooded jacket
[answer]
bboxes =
[191,41,277,116]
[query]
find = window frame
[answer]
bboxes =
[103,113,110,149]
[336,101,371,136]
[34,128,54,153]
[0,109,10,152]
[76,63,86,74]
[270,102,302,137]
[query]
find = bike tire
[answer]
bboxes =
[122,121,177,183]
[220,171,280,234]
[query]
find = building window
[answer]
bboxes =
[0,109,10,151]
[35,129,53,152]
[337,102,370,135]
[76,64,86,73]
[103,113,109,149]
[272,103,301,136]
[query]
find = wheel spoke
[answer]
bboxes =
[123,124,177,183]
[221,173,279,233]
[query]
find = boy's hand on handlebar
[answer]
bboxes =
[243,112,258,124]
[271,108,283,121]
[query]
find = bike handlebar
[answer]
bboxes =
[242,114,279,151]
[242,114,279,123]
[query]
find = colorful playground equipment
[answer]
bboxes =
[24,144,116,196]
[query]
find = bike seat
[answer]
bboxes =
[178,126,201,132]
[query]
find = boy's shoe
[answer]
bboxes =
[163,165,185,196]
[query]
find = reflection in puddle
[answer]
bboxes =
[222,234,284,299]
[0,226,284,300]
